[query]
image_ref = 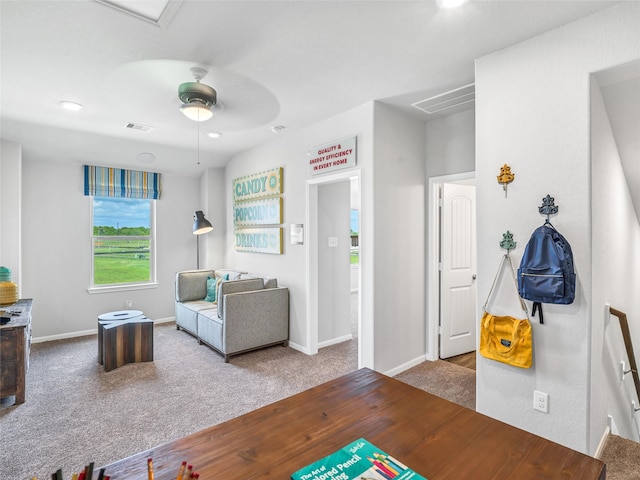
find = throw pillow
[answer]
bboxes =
[215,274,230,304]
[204,273,230,303]
[204,276,217,302]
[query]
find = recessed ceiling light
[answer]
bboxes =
[136,152,156,163]
[207,132,222,138]
[271,125,286,134]
[437,0,467,9]
[59,101,83,111]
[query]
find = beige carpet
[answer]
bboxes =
[600,434,640,480]
[395,358,476,410]
[1,322,637,479]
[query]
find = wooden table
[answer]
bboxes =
[0,298,32,404]
[101,368,605,479]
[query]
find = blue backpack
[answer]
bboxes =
[517,222,576,323]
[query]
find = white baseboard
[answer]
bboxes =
[385,354,428,377]
[318,334,353,349]
[154,316,175,324]
[594,425,610,459]
[32,329,97,344]
[32,316,175,344]
[288,340,312,355]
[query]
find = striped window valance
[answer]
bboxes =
[83,165,161,199]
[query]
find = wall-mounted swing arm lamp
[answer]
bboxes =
[193,210,213,269]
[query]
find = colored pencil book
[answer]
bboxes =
[291,438,427,480]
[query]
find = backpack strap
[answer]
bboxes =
[532,302,544,324]
[483,253,529,318]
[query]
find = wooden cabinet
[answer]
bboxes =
[0,298,32,404]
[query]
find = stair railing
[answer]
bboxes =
[609,307,640,410]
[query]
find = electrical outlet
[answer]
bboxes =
[125,299,133,308]
[534,390,549,413]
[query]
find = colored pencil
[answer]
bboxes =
[176,461,187,480]
[147,458,155,480]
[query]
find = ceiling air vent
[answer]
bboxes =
[125,122,154,132]
[412,83,475,115]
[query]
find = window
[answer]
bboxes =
[350,209,359,265]
[90,196,156,289]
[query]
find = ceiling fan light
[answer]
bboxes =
[178,76,217,122]
[180,102,214,121]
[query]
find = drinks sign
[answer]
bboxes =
[234,228,283,254]
[308,136,356,176]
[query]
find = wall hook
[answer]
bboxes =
[497,164,515,198]
[500,231,516,252]
[538,194,559,222]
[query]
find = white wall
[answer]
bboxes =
[372,102,427,373]
[18,158,201,339]
[425,108,475,179]
[0,140,22,289]
[318,181,351,345]
[475,2,640,454]
[200,167,226,269]
[591,76,640,444]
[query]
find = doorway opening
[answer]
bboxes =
[427,172,477,364]
[306,169,364,368]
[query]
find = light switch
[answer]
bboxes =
[328,236,338,247]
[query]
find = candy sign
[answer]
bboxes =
[308,137,356,176]
[233,167,282,202]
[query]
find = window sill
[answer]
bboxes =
[87,282,159,295]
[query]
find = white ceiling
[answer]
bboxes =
[0,0,635,186]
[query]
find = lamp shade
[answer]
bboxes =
[180,102,214,122]
[193,211,213,235]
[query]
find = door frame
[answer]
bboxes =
[306,168,365,368]
[426,171,475,361]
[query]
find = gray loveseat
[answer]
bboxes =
[175,269,289,362]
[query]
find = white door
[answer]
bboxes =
[440,183,477,359]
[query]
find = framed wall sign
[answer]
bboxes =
[232,167,284,254]
[308,136,356,176]
[234,197,283,227]
[233,167,283,203]
[234,228,283,254]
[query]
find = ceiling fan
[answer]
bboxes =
[178,67,217,122]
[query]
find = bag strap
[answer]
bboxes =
[532,302,544,324]
[483,253,529,317]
